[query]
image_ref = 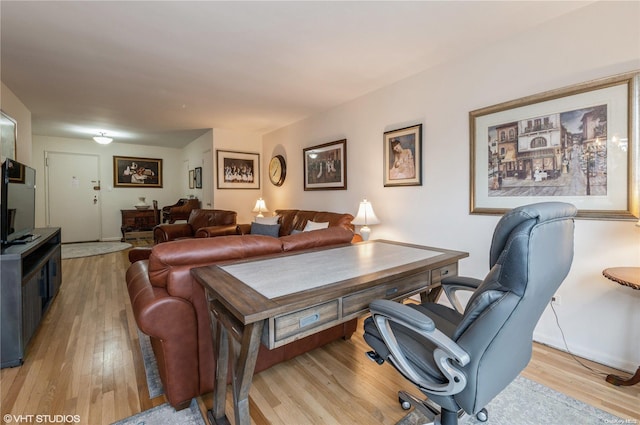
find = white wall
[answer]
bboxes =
[262,1,640,372]
[182,130,214,206]
[32,135,186,240]
[1,82,32,165]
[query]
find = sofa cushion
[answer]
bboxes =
[280,226,354,252]
[303,220,329,232]
[250,222,281,237]
[255,215,280,225]
[275,209,355,236]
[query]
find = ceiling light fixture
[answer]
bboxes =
[93,132,113,145]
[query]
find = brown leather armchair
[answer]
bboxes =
[154,209,237,244]
[162,198,200,223]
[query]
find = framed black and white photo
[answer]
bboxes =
[216,150,260,189]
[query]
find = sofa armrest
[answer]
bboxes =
[154,223,194,243]
[129,247,153,263]
[194,224,240,238]
[236,223,252,235]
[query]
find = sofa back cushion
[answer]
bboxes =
[275,209,354,236]
[148,234,282,298]
[187,209,237,232]
[280,226,355,252]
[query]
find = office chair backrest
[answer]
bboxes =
[452,202,576,414]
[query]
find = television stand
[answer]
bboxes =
[9,233,42,245]
[1,227,61,368]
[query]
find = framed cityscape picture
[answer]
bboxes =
[470,71,639,220]
[1,110,17,162]
[303,139,347,190]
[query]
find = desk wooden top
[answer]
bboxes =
[603,267,640,290]
[191,240,468,325]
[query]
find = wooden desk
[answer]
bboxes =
[602,267,640,387]
[192,240,468,425]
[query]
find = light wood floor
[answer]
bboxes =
[1,246,638,424]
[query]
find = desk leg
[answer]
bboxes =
[208,319,230,425]
[229,321,265,425]
[606,366,640,386]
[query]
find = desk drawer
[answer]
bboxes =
[342,270,430,317]
[432,263,457,284]
[274,300,339,342]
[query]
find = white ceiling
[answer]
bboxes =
[1,1,593,148]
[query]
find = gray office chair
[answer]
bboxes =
[363,202,577,425]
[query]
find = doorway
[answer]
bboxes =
[45,152,101,243]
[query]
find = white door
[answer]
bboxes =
[46,152,101,243]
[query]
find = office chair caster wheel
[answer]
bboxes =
[399,398,411,410]
[476,408,488,422]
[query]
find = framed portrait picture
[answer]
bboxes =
[113,156,163,188]
[383,124,422,187]
[189,169,195,189]
[1,110,17,162]
[303,139,347,190]
[216,150,260,189]
[470,71,639,220]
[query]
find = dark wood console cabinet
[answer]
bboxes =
[1,227,62,368]
[120,209,158,241]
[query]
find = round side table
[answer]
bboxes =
[602,267,640,386]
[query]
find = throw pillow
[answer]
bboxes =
[250,222,281,238]
[255,215,280,225]
[303,220,329,231]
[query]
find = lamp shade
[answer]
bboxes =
[252,198,268,217]
[352,199,380,226]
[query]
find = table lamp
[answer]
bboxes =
[252,198,268,218]
[352,198,380,241]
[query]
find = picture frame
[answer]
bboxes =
[216,150,260,189]
[113,156,163,188]
[470,71,639,220]
[194,166,202,189]
[189,169,195,189]
[1,110,17,162]
[383,124,422,187]
[303,139,347,190]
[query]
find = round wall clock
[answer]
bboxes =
[269,155,286,186]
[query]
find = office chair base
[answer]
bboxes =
[397,390,487,425]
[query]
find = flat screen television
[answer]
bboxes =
[1,159,37,245]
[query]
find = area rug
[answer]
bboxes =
[398,375,624,425]
[110,398,205,425]
[138,329,163,399]
[61,241,131,259]
[137,329,624,424]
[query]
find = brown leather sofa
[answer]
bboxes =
[161,198,200,223]
[126,225,358,409]
[237,209,355,236]
[153,209,237,244]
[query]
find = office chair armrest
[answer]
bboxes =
[440,276,482,314]
[370,299,469,395]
